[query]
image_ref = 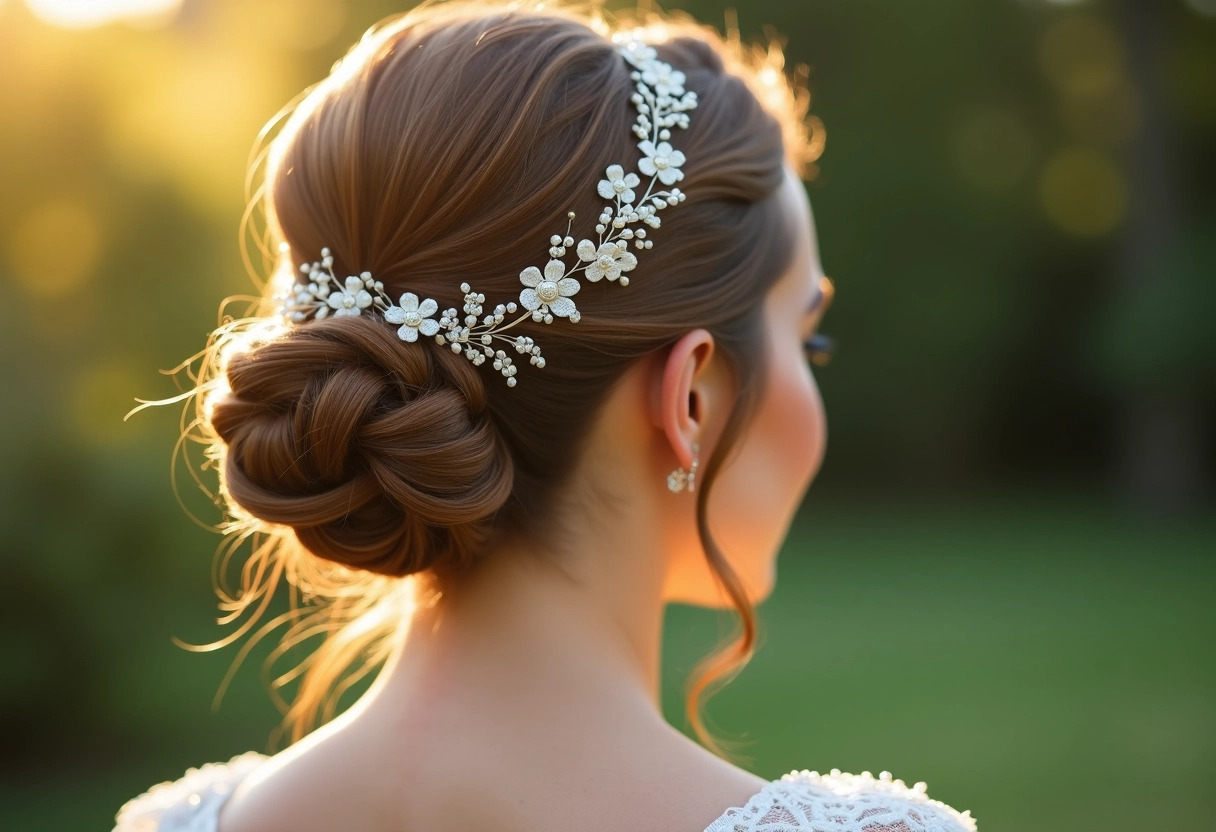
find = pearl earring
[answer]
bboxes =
[666,442,700,493]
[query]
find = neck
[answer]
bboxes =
[359,518,671,733]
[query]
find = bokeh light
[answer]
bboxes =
[1038,14,1123,99]
[1058,74,1140,147]
[1038,147,1126,236]
[24,0,182,29]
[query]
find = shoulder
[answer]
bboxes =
[112,751,270,832]
[702,768,978,832]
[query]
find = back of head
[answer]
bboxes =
[165,0,822,751]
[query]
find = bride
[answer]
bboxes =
[115,1,976,830]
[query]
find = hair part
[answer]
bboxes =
[138,0,824,763]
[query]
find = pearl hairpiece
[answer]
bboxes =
[274,31,696,387]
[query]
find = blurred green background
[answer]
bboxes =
[1,0,1213,829]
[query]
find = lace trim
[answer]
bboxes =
[112,751,269,832]
[113,755,977,832]
[703,768,978,832]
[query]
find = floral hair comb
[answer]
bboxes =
[275,31,696,387]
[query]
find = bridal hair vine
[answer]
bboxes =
[274,31,696,387]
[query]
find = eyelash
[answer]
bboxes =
[803,333,834,367]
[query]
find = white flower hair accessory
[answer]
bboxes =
[275,31,695,387]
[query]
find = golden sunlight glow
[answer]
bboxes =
[107,44,269,214]
[71,361,145,446]
[24,0,181,29]
[10,197,103,298]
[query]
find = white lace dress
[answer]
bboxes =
[111,751,979,832]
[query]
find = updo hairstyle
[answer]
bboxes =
[162,0,822,757]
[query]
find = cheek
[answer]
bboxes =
[753,348,826,508]
[707,346,827,593]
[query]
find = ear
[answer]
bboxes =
[650,328,716,470]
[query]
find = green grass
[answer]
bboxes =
[664,498,1216,830]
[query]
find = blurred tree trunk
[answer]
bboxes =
[1109,0,1208,514]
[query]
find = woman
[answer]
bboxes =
[114,2,977,830]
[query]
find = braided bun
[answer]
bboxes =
[208,314,514,577]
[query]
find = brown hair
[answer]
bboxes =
[139,0,823,762]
